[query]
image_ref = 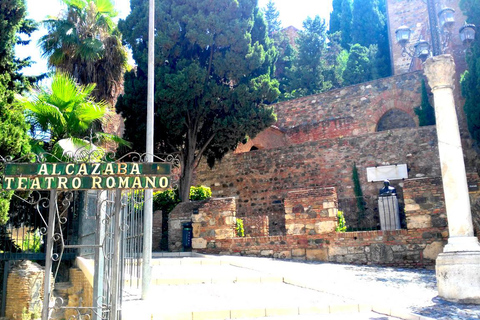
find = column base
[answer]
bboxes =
[443,236,480,252]
[436,251,480,304]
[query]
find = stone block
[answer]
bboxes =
[292,248,306,257]
[306,248,328,261]
[285,214,295,220]
[328,208,337,217]
[314,221,336,234]
[323,201,335,209]
[328,246,348,256]
[423,241,445,260]
[215,228,234,240]
[225,216,236,225]
[286,223,305,235]
[192,223,201,238]
[405,203,421,212]
[192,213,203,223]
[192,238,207,249]
[260,250,274,256]
[407,215,432,229]
[275,251,292,259]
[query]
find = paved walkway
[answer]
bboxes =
[122,254,480,319]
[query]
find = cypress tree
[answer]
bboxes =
[118,0,279,201]
[415,79,436,126]
[263,0,281,35]
[0,0,35,224]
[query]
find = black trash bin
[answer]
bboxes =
[182,222,193,250]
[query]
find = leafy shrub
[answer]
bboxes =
[153,186,212,213]
[335,210,347,232]
[236,218,245,237]
[189,185,212,201]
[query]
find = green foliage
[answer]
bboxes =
[0,0,36,225]
[189,185,212,201]
[415,79,436,126]
[22,230,42,253]
[118,0,279,201]
[460,0,480,144]
[342,44,371,86]
[282,15,331,98]
[40,0,129,104]
[263,0,281,35]
[339,0,353,49]
[335,210,347,232]
[352,163,366,219]
[236,218,245,237]
[19,72,129,158]
[153,189,180,214]
[153,186,212,213]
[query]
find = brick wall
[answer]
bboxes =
[64,268,93,320]
[153,210,162,251]
[6,261,47,320]
[242,215,269,237]
[284,188,338,236]
[196,126,442,234]
[168,198,236,251]
[165,193,449,268]
[273,72,421,139]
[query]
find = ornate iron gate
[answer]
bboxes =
[0,152,175,320]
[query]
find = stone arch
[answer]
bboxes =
[376,109,416,132]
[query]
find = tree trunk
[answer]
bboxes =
[179,129,197,202]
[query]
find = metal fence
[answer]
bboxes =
[337,195,406,232]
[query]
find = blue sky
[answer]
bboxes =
[17,0,332,76]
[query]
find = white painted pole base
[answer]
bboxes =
[436,252,480,304]
[443,236,480,253]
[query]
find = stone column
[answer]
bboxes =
[424,54,480,304]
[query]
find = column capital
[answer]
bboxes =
[423,54,456,91]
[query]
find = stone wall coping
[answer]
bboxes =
[76,257,94,287]
[273,70,424,107]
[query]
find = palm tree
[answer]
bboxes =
[19,72,129,159]
[39,0,128,106]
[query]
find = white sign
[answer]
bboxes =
[366,164,408,182]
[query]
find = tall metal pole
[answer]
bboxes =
[42,190,57,320]
[426,0,441,56]
[142,0,155,300]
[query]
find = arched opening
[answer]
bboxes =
[376,109,416,132]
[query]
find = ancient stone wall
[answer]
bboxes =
[242,216,269,237]
[196,126,442,234]
[6,261,47,320]
[270,71,423,144]
[168,198,236,251]
[153,210,163,251]
[284,188,338,236]
[63,268,93,320]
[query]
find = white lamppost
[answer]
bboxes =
[142,0,155,300]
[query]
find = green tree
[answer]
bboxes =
[339,0,353,49]
[283,15,330,98]
[460,0,480,143]
[328,0,353,49]
[40,0,128,105]
[263,0,281,35]
[20,72,128,159]
[0,0,35,224]
[342,44,371,86]
[117,0,279,201]
[415,79,436,126]
[351,0,390,78]
[329,0,342,35]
